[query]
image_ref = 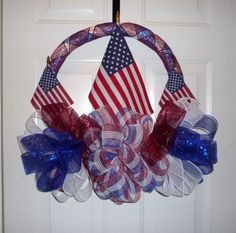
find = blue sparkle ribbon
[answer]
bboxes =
[20,128,84,192]
[170,115,218,175]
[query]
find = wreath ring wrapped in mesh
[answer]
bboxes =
[18,22,218,204]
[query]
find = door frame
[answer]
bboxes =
[0,0,3,232]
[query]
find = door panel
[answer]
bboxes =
[2,0,236,233]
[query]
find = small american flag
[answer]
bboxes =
[31,66,73,110]
[159,70,195,107]
[89,28,153,115]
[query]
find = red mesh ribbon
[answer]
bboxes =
[142,101,186,166]
[41,103,88,139]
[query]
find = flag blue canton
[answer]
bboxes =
[39,66,59,92]
[166,70,185,93]
[102,28,134,76]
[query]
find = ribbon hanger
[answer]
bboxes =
[113,0,120,25]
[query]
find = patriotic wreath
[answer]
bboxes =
[18,22,218,204]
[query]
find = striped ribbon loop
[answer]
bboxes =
[83,106,158,204]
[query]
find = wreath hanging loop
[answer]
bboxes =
[18,22,218,204]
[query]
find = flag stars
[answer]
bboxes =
[39,66,59,92]
[166,70,185,93]
[102,29,134,75]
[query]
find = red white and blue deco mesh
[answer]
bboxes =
[19,22,218,204]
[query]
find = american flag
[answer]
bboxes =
[31,66,73,110]
[89,28,153,115]
[159,70,195,107]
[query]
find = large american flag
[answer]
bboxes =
[31,66,73,110]
[159,70,195,107]
[89,28,153,115]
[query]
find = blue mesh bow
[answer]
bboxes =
[20,128,84,192]
[170,115,218,174]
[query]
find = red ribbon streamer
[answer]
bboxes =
[142,101,186,166]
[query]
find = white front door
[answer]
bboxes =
[2,0,236,233]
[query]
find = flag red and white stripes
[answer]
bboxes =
[89,63,153,115]
[159,85,195,107]
[31,66,73,110]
